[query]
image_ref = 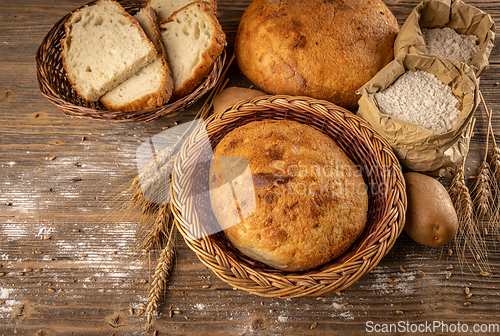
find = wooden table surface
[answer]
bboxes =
[1,0,500,335]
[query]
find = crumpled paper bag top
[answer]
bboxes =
[356,53,479,176]
[394,0,495,78]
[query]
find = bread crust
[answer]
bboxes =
[61,0,156,102]
[209,120,369,272]
[159,1,226,101]
[235,0,399,109]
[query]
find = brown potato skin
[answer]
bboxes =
[404,172,458,247]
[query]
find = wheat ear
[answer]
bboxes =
[146,223,176,324]
[472,91,493,221]
[480,91,500,241]
[140,203,172,252]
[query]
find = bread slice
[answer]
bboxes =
[145,0,217,22]
[100,7,174,111]
[61,0,157,102]
[159,1,226,100]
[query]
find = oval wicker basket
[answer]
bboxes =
[171,95,407,298]
[35,0,225,123]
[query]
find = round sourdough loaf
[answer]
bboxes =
[209,120,368,272]
[234,0,399,109]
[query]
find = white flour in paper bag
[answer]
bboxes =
[374,70,461,134]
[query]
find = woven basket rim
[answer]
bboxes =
[170,95,407,298]
[35,0,226,123]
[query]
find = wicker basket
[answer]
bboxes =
[35,0,225,123]
[171,95,407,298]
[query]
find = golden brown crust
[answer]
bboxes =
[234,0,399,109]
[209,120,368,272]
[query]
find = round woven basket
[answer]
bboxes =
[171,95,407,298]
[36,0,225,123]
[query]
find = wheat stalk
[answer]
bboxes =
[450,161,490,274]
[146,224,176,324]
[479,91,500,242]
[471,91,493,221]
[139,55,234,323]
[449,118,490,274]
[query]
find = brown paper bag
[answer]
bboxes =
[394,0,495,78]
[356,53,479,176]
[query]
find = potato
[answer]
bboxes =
[403,172,458,247]
[213,87,265,113]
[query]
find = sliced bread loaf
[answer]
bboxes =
[100,7,174,111]
[61,0,157,102]
[145,0,217,22]
[159,1,225,100]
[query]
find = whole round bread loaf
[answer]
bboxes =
[209,120,368,272]
[235,0,399,109]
